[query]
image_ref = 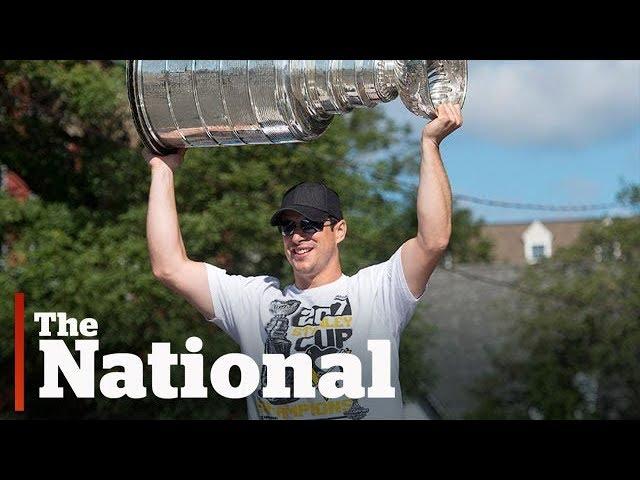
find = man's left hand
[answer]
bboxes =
[421,103,463,148]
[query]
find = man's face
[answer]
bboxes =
[280,211,346,277]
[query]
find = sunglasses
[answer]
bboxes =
[278,218,335,236]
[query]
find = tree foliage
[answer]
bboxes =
[1,60,490,418]
[468,194,640,419]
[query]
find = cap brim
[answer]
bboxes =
[269,205,329,226]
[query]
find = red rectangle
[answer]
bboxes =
[14,293,24,412]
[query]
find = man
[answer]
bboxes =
[145,103,462,419]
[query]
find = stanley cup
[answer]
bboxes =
[127,60,468,155]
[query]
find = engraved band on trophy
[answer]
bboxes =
[126,60,468,156]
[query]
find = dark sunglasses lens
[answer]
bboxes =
[279,218,325,235]
[301,219,323,233]
[280,221,296,236]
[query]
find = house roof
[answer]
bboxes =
[414,263,525,419]
[481,219,599,265]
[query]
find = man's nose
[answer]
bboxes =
[291,230,306,242]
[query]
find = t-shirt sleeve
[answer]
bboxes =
[357,245,426,339]
[203,263,277,344]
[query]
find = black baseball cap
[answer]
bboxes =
[270,182,343,226]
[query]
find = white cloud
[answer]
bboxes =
[380,60,640,148]
[462,60,640,147]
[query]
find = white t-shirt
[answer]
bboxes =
[204,245,424,420]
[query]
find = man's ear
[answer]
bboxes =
[335,219,347,244]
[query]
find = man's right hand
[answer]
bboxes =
[144,148,186,172]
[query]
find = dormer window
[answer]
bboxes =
[522,220,553,264]
[532,245,545,259]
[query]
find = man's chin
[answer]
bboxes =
[290,259,315,275]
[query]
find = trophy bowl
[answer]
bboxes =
[127,60,468,155]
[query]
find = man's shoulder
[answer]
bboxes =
[246,273,282,287]
[348,247,404,285]
[231,273,286,302]
[354,249,401,274]
[347,261,388,290]
[205,262,283,291]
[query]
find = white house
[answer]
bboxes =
[521,220,553,264]
[481,218,600,265]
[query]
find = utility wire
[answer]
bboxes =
[454,194,620,212]
[348,163,629,310]
[349,164,626,212]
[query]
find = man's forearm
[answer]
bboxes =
[147,162,188,278]
[400,103,460,297]
[415,139,452,252]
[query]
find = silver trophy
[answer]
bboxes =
[127,60,467,155]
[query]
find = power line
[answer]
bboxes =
[454,194,620,212]
[350,165,626,212]
[350,161,631,311]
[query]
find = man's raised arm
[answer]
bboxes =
[401,103,462,298]
[145,149,214,319]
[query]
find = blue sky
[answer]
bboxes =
[377,60,640,224]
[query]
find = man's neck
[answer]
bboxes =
[294,266,343,290]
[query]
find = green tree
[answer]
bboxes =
[1,60,488,418]
[468,188,640,419]
[0,60,146,220]
[617,180,640,211]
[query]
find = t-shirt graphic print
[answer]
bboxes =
[204,246,424,420]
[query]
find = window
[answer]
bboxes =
[532,245,545,259]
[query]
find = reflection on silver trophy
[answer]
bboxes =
[127,60,468,155]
